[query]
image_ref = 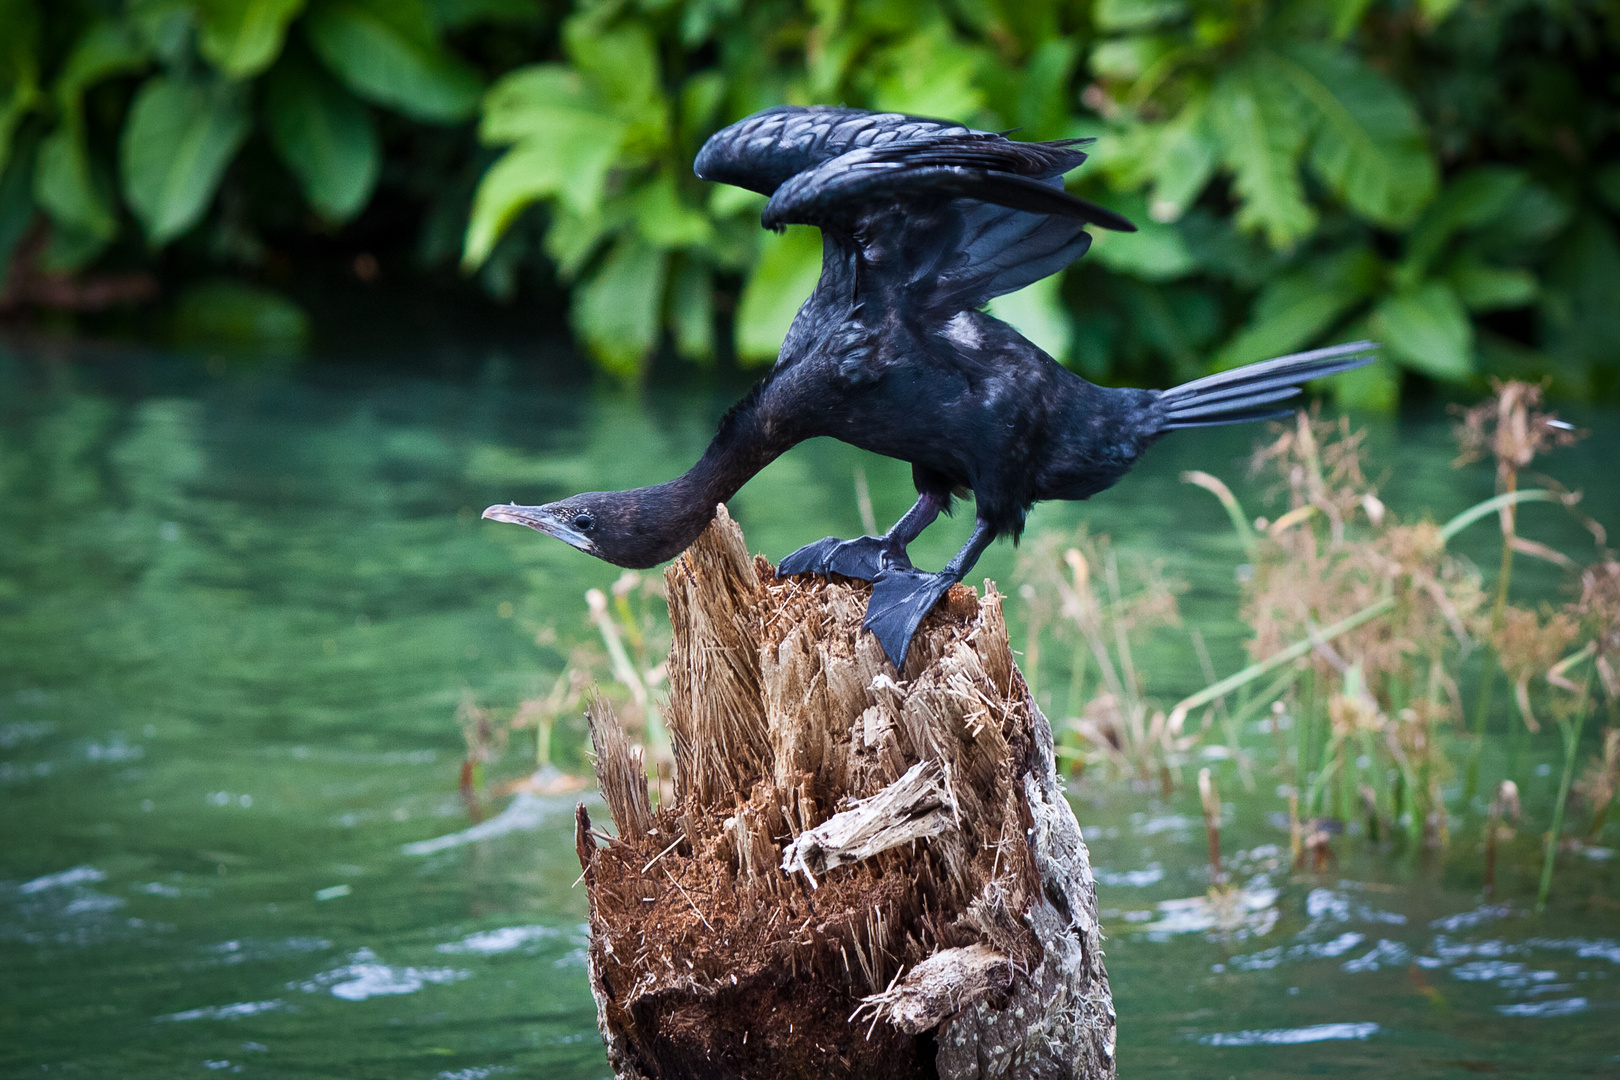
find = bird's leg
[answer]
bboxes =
[863,518,996,669]
[777,491,948,581]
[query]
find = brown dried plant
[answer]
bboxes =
[1250,409,1378,543]
[1491,605,1582,733]
[1242,412,1486,839]
[1453,380,1585,796]
[1452,378,1583,480]
[455,687,509,820]
[509,651,596,768]
[1014,528,1187,783]
[1573,560,1620,704]
[1575,727,1619,838]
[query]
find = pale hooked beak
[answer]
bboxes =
[481,503,595,554]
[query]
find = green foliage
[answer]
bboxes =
[0,1,1614,397]
[0,0,531,326]
[121,75,251,244]
[454,0,1617,392]
[173,276,308,347]
[303,0,483,122]
[263,52,379,220]
[195,0,307,78]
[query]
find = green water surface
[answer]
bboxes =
[2,338,1617,1079]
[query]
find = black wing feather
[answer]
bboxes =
[695,106,1134,325]
[694,105,975,196]
[760,139,1133,233]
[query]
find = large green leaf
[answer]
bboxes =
[0,0,40,175]
[1400,166,1525,280]
[572,237,667,380]
[264,56,378,220]
[479,65,599,144]
[1216,246,1380,367]
[735,225,822,364]
[560,16,667,157]
[197,0,306,79]
[1210,59,1314,248]
[463,63,630,268]
[1277,43,1437,228]
[129,0,196,65]
[1447,256,1536,311]
[35,121,117,239]
[1088,193,1195,280]
[463,126,626,268]
[53,18,148,106]
[1091,34,1177,82]
[1148,100,1216,222]
[1015,36,1077,138]
[1372,279,1473,380]
[987,273,1073,363]
[562,18,662,117]
[26,19,149,245]
[635,172,713,249]
[1094,0,1186,32]
[668,256,714,363]
[174,278,308,349]
[304,0,481,123]
[542,204,608,279]
[0,126,37,270]
[119,75,250,245]
[869,23,987,119]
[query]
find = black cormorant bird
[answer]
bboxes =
[485,106,1374,667]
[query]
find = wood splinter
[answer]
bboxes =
[574,506,1114,1080]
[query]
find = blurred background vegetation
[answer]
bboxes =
[0,0,1616,401]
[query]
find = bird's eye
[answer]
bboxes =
[574,513,595,531]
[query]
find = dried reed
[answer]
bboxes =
[1453,380,1584,798]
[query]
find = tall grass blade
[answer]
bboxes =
[1438,489,1561,545]
[1182,470,1256,555]
[1170,596,1396,728]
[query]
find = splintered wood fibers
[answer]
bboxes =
[574,506,1115,1080]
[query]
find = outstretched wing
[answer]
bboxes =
[693,105,976,196]
[760,137,1132,234]
[695,106,1133,315]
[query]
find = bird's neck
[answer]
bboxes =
[628,391,783,562]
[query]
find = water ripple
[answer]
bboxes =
[1200,1021,1379,1046]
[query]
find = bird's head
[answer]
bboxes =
[482,490,704,570]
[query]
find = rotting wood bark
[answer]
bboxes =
[575,506,1115,1080]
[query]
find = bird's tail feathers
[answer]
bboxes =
[1158,342,1377,430]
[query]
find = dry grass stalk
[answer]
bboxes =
[587,695,654,842]
[1197,767,1223,887]
[1576,727,1619,837]
[1575,561,1620,704]
[1014,530,1188,782]
[1492,605,1581,733]
[1483,780,1521,899]
[1453,380,1584,796]
[573,506,1115,1080]
[1240,413,1484,837]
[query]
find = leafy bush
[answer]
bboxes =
[461,0,1618,398]
[1,1,1616,400]
[0,0,539,321]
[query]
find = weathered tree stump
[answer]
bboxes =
[575,507,1115,1080]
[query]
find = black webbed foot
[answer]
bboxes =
[863,567,961,668]
[778,535,912,581]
